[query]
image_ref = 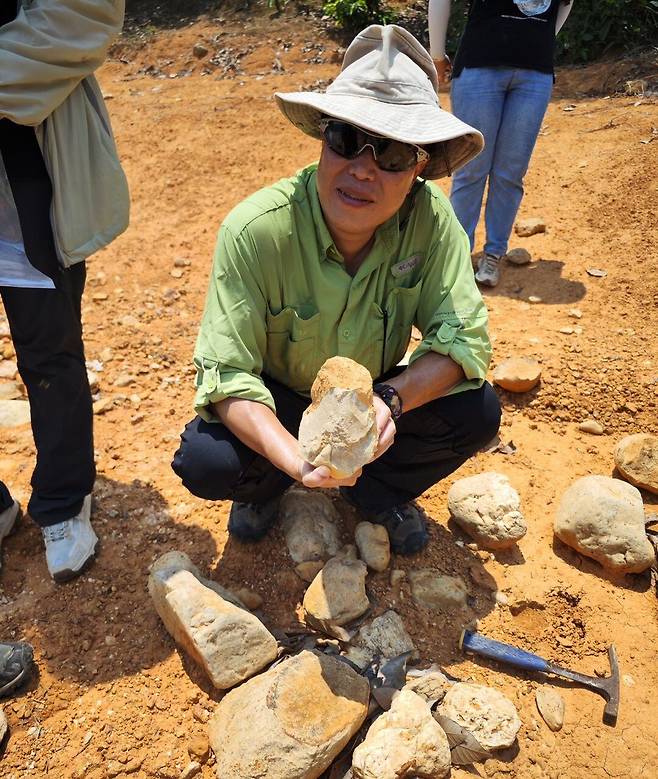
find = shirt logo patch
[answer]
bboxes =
[391,254,421,278]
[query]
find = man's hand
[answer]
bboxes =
[299,461,362,489]
[371,393,396,462]
[433,55,452,86]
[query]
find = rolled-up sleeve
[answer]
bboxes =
[193,223,274,422]
[409,196,492,393]
[0,0,125,125]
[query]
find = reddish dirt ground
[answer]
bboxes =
[1,8,657,779]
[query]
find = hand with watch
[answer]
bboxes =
[371,383,402,461]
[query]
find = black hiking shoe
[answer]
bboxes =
[0,641,34,699]
[340,490,429,555]
[227,496,281,542]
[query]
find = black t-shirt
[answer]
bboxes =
[453,0,562,78]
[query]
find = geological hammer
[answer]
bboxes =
[460,629,620,726]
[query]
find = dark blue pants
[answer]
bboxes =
[172,375,501,513]
[0,126,94,526]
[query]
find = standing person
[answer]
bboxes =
[0,0,129,581]
[173,25,501,556]
[428,0,574,286]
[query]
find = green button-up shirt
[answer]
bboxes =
[194,164,491,420]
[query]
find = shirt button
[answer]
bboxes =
[343,329,350,338]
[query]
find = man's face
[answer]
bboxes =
[316,141,426,245]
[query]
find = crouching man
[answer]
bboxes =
[172,25,500,555]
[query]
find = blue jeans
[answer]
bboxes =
[450,67,553,258]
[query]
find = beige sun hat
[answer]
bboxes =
[275,24,484,179]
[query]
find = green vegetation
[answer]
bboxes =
[322,0,393,30]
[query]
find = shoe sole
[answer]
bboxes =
[51,538,99,584]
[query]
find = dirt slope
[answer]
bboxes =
[1,10,657,779]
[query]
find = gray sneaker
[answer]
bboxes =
[42,495,98,582]
[475,253,502,287]
[0,640,34,698]
[0,500,20,571]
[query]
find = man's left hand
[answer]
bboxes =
[370,394,396,462]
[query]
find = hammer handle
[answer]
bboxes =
[461,630,550,674]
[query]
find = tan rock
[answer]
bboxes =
[148,556,277,690]
[515,217,546,237]
[408,570,468,611]
[0,381,22,400]
[299,357,378,478]
[448,472,526,549]
[355,522,391,571]
[0,399,30,428]
[149,551,245,609]
[579,419,604,435]
[535,687,564,731]
[554,475,655,574]
[233,587,263,610]
[0,707,7,744]
[352,610,416,662]
[614,434,658,495]
[303,556,369,626]
[0,360,17,379]
[505,248,532,265]
[493,357,541,393]
[440,683,521,751]
[352,689,451,779]
[405,669,452,704]
[280,488,341,564]
[208,650,369,779]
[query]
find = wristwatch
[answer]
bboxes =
[373,383,403,421]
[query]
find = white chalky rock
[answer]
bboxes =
[554,475,655,574]
[404,670,452,704]
[614,434,658,495]
[280,488,341,564]
[0,399,30,428]
[440,683,521,751]
[515,217,546,237]
[352,610,416,662]
[352,689,451,779]
[303,556,369,626]
[448,472,527,550]
[299,357,378,479]
[148,555,278,690]
[209,650,369,779]
[408,570,469,611]
[149,550,245,608]
[355,521,391,571]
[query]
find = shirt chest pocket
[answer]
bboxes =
[264,306,321,392]
[378,280,423,372]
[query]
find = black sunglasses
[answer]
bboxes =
[319,119,430,173]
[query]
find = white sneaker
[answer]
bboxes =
[0,500,20,570]
[475,252,502,287]
[42,495,98,582]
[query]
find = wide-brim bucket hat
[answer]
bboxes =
[275,24,484,179]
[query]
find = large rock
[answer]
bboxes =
[303,556,369,627]
[493,357,541,393]
[439,683,521,751]
[280,488,341,564]
[352,610,416,663]
[299,357,378,478]
[448,472,527,549]
[614,434,658,495]
[354,522,390,572]
[208,650,369,779]
[554,475,655,574]
[352,689,451,779]
[148,554,278,689]
[0,399,30,428]
[408,570,468,611]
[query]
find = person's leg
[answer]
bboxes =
[0,482,12,513]
[449,68,510,250]
[343,382,501,512]
[483,69,553,258]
